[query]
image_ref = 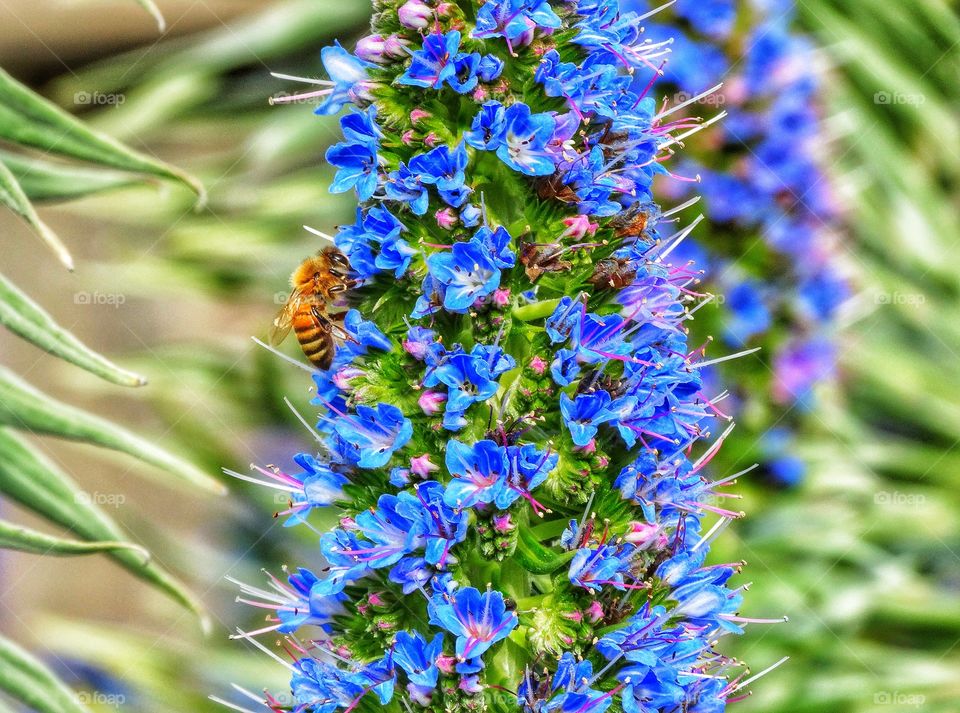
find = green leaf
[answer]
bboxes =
[0,272,147,386]
[0,366,226,495]
[0,67,204,202]
[0,151,139,202]
[514,526,575,575]
[0,518,149,558]
[0,635,90,713]
[134,0,166,32]
[0,428,208,630]
[0,158,73,270]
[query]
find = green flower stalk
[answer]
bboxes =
[223,2,784,712]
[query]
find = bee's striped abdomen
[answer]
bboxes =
[293,304,333,369]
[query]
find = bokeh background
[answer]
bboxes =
[0,1,957,712]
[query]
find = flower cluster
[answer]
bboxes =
[622,0,851,484]
[229,3,780,713]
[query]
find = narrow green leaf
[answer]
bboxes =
[0,67,204,202]
[0,366,226,495]
[0,518,149,558]
[0,272,147,386]
[0,151,139,202]
[0,635,90,713]
[0,159,73,270]
[134,0,166,32]
[0,428,209,630]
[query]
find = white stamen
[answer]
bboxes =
[657,83,724,120]
[251,337,316,374]
[303,225,337,243]
[657,214,704,262]
[270,72,336,86]
[657,111,728,152]
[692,347,762,369]
[732,657,790,693]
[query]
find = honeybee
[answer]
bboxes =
[269,247,357,370]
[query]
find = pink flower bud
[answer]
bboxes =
[562,214,599,239]
[410,108,431,123]
[624,522,664,549]
[436,655,457,674]
[355,35,387,63]
[436,207,458,230]
[418,390,447,415]
[493,513,514,533]
[411,454,439,478]
[383,34,409,58]
[368,592,385,607]
[402,129,416,145]
[332,366,364,390]
[529,355,548,376]
[492,288,511,307]
[424,132,440,147]
[398,0,432,29]
[586,600,604,623]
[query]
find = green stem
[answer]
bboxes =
[513,298,562,323]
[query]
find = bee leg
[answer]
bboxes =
[317,309,359,345]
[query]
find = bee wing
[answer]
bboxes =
[268,290,302,346]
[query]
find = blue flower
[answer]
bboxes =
[465,101,506,150]
[386,162,430,215]
[424,344,515,420]
[443,440,509,508]
[477,54,505,82]
[722,280,771,344]
[427,239,502,311]
[327,139,379,200]
[273,568,346,634]
[315,41,374,115]
[474,225,516,268]
[560,391,617,446]
[569,545,631,591]
[473,0,562,42]
[449,52,482,94]
[331,403,413,469]
[393,631,444,689]
[283,453,348,526]
[353,494,423,568]
[496,103,557,176]
[428,586,518,659]
[316,529,372,595]
[398,31,462,90]
[408,144,471,207]
[400,481,469,567]
[500,444,558,509]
